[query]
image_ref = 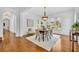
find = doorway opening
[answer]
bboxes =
[3,18,10,44]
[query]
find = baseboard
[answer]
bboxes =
[16,34,21,37]
[53,33,69,37]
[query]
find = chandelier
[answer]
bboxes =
[42,7,48,21]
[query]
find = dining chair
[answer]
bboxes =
[35,29,41,42]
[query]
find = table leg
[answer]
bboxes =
[75,36,78,42]
[72,35,74,52]
[69,31,72,41]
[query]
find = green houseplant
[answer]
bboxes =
[72,22,79,31]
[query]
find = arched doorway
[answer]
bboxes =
[3,18,10,34]
[2,9,17,45]
[3,18,10,44]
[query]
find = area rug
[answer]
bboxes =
[26,34,60,51]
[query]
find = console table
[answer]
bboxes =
[70,30,79,52]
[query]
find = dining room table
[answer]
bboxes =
[36,28,52,42]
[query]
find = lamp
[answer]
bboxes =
[42,7,48,21]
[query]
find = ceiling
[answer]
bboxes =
[0,7,78,17]
[0,7,31,14]
[22,7,73,17]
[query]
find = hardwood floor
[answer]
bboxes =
[0,30,79,52]
[0,30,47,52]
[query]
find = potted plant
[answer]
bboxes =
[72,22,79,32]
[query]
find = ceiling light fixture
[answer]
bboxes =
[42,7,48,21]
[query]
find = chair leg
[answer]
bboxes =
[48,35,51,41]
[48,33,51,39]
[45,32,49,42]
[45,34,48,41]
[38,36,40,42]
[35,35,37,40]
[42,33,44,42]
[47,35,49,41]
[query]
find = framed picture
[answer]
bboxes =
[26,18,34,27]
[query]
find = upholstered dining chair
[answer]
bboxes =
[35,29,41,42]
[44,30,51,41]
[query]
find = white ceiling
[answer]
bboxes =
[0,7,77,17]
[22,7,73,17]
[0,7,31,14]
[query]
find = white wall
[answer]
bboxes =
[10,15,16,33]
[0,19,3,38]
[20,12,39,36]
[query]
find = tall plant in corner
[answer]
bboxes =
[72,22,79,31]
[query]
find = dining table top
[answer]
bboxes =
[37,29,51,32]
